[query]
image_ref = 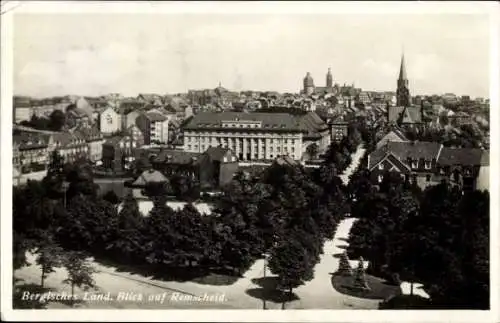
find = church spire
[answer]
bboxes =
[398,53,407,80]
[396,52,410,107]
[326,67,333,88]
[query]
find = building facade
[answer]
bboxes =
[75,126,105,163]
[182,112,304,161]
[99,106,122,134]
[368,140,489,191]
[13,133,51,173]
[51,131,90,163]
[136,111,169,145]
[102,135,138,171]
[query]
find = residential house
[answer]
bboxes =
[375,127,409,149]
[66,106,91,129]
[298,111,331,155]
[51,131,90,163]
[131,169,168,187]
[119,99,145,115]
[136,111,169,145]
[13,132,51,173]
[198,147,239,188]
[99,106,122,135]
[357,91,371,105]
[387,105,423,128]
[184,105,194,119]
[150,149,202,180]
[125,110,142,129]
[75,125,105,163]
[449,111,473,127]
[150,146,239,189]
[367,140,489,191]
[102,135,138,171]
[125,124,145,147]
[168,118,182,145]
[129,169,169,199]
[137,94,163,106]
[328,115,349,142]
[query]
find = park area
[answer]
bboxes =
[13,145,405,309]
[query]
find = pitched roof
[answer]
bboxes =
[153,149,201,165]
[145,111,167,122]
[104,135,131,146]
[369,141,442,168]
[388,106,422,123]
[13,133,50,150]
[169,119,181,129]
[274,155,299,167]
[132,170,168,186]
[438,147,486,166]
[183,111,303,132]
[204,146,233,162]
[75,126,103,142]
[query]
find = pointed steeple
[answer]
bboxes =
[326,68,333,88]
[398,53,407,80]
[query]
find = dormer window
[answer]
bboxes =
[424,160,431,169]
[378,163,384,170]
[411,160,418,169]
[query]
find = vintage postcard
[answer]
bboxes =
[1,1,498,322]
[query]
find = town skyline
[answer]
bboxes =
[14,13,490,99]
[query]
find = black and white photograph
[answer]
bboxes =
[1,1,498,322]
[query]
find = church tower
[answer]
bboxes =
[326,68,333,88]
[303,72,315,95]
[396,53,410,107]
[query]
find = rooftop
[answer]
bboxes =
[183,111,304,132]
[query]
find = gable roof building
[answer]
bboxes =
[132,169,168,187]
[387,106,423,125]
[368,140,489,190]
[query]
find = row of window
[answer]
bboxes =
[378,160,433,170]
[377,173,432,183]
[221,123,260,128]
[378,161,474,176]
[187,142,296,155]
[185,136,298,145]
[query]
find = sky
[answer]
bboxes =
[13,13,490,98]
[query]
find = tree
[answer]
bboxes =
[338,251,353,276]
[48,110,66,131]
[35,236,63,288]
[353,257,370,291]
[65,159,99,200]
[168,205,211,268]
[268,231,315,307]
[106,191,145,262]
[143,202,177,266]
[133,157,152,176]
[170,173,200,202]
[62,251,96,305]
[144,181,170,207]
[306,143,319,160]
[102,190,120,206]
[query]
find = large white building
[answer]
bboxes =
[182,112,329,161]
